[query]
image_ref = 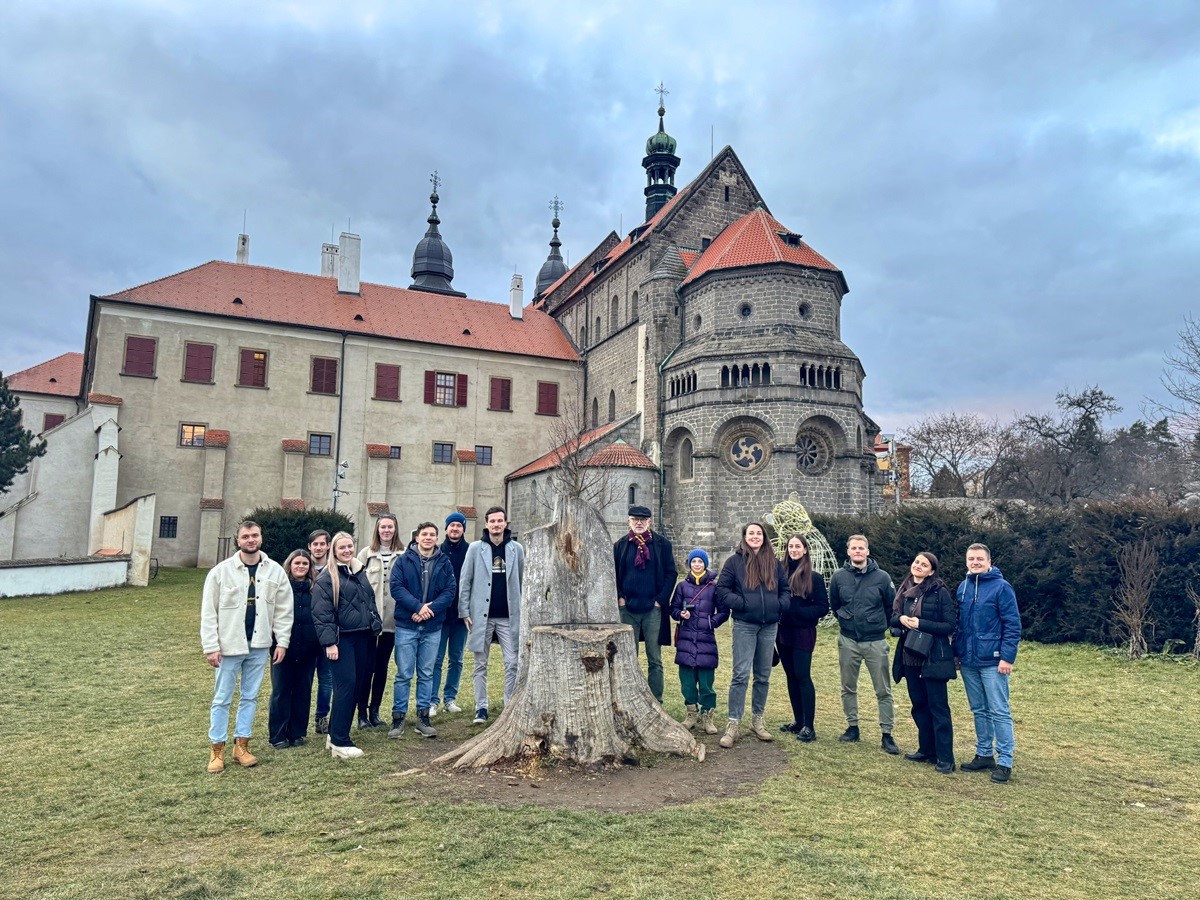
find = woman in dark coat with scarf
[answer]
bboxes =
[890,551,958,773]
[268,550,321,748]
[777,534,830,743]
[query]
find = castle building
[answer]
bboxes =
[515,101,882,552]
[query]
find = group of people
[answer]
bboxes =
[201,506,1021,784]
[199,507,525,770]
[615,511,1021,783]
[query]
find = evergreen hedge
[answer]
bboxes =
[244,506,356,565]
[811,502,1200,651]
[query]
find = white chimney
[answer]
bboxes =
[509,273,524,320]
[337,232,360,294]
[321,242,339,278]
[236,233,249,264]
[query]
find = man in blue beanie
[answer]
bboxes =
[430,511,469,716]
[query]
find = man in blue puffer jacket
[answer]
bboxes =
[954,542,1022,784]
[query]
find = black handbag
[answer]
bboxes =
[904,628,934,658]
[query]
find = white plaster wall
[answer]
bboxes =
[0,559,129,598]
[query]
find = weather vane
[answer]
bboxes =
[549,195,564,218]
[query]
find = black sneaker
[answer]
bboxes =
[357,714,370,730]
[881,734,900,755]
[838,725,860,743]
[904,751,934,763]
[270,740,289,750]
[991,765,1012,783]
[797,726,816,743]
[935,761,956,775]
[290,736,307,747]
[779,722,797,733]
[962,754,997,772]
[473,708,489,725]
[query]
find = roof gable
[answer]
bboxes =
[681,207,841,287]
[101,261,579,362]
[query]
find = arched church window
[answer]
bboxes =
[763,363,771,384]
[751,363,760,386]
[628,484,638,506]
[595,316,602,339]
[610,296,619,334]
[631,291,639,320]
[591,397,598,427]
[722,366,730,388]
[680,437,694,481]
[608,390,616,422]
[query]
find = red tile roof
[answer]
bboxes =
[282,439,307,453]
[87,392,123,406]
[282,498,306,511]
[682,208,840,286]
[584,440,656,470]
[6,352,83,397]
[366,502,391,515]
[456,505,477,518]
[200,497,224,509]
[505,420,627,480]
[101,261,580,362]
[679,250,700,269]
[456,449,477,463]
[366,443,392,459]
[204,429,230,448]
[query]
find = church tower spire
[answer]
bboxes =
[642,83,680,222]
[410,171,466,297]
[535,196,568,296]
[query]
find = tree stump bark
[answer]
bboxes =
[433,623,701,768]
[432,499,701,769]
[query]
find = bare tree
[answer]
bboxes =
[1113,540,1160,659]
[901,412,1016,497]
[1186,582,1200,660]
[1153,314,1200,438]
[533,400,619,519]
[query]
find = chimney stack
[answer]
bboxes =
[321,242,339,277]
[509,273,524,320]
[337,232,360,294]
[236,233,249,264]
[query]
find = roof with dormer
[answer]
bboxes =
[6,352,83,397]
[681,207,841,287]
[98,261,579,362]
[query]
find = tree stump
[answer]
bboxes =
[433,499,702,769]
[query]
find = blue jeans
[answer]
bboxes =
[961,665,1015,766]
[392,624,442,716]
[208,648,269,743]
[728,620,777,721]
[432,617,467,705]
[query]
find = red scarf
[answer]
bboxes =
[627,530,652,569]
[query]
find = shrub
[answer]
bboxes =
[244,506,355,564]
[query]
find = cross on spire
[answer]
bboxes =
[655,81,669,109]
[430,171,441,193]
[549,195,564,218]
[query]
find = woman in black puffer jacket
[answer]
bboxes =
[313,532,381,759]
[890,551,957,774]
[716,522,790,748]
[268,550,321,748]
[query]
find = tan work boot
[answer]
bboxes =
[681,704,699,730]
[701,709,718,734]
[232,737,258,768]
[207,742,225,774]
[719,718,739,749]
[751,715,774,742]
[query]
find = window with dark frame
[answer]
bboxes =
[424,370,467,407]
[183,342,215,383]
[159,516,178,539]
[309,433,332,456]
[536,381,559,416]
[432,442,454,464]
[179,423,207,447]
[488,376,512,411]
[311,357,338,395]
[122,336,157,377]
[475,445,493,466]
[42,413,66,432]
[374,363,401,401]
[389,445,402,459]
[238,348,268,387]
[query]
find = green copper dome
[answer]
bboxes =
[645,106,677,155]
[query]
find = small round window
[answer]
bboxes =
[799,302,812,320]
[739,303,753,319]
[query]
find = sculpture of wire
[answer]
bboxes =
[764,493,839,579]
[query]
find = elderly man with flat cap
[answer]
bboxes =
[613,504,678,702]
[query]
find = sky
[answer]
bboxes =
[2,0,1199,436]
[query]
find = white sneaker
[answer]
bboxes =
[428,702,440,718]
[330,744,364,759]
[445,701,463,714]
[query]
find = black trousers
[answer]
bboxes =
[778,643,816,730]
[267,645,319,744]
[330,630,374,748]
[904,666,954,764]
[356,632,394,716]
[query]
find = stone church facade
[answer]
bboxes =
[529,105,882,553]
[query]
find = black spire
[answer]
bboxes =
[535,196,568,296]
[410,171,466,297]
[642,83,680,222]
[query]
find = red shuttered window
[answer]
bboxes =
[123,336,157,377]
[424,371,467,407]
[489,377,512,411]
[311,357,338,395]
[536,381,559,416]
[238,349,268,387]
[183,343,215,383]
[374,364,400,401]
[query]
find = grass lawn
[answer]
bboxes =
[2,568,1198,899]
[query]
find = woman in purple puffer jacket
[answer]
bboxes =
[670,549,730,736]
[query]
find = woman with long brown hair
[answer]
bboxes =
[357,514,402,728]
[716,522,790,748]
[267,550,321,749]
[777,533,830,742]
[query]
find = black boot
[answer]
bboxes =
[387,713,406,739]
[368,706,382,728]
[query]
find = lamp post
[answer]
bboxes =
[331,460,348,510]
